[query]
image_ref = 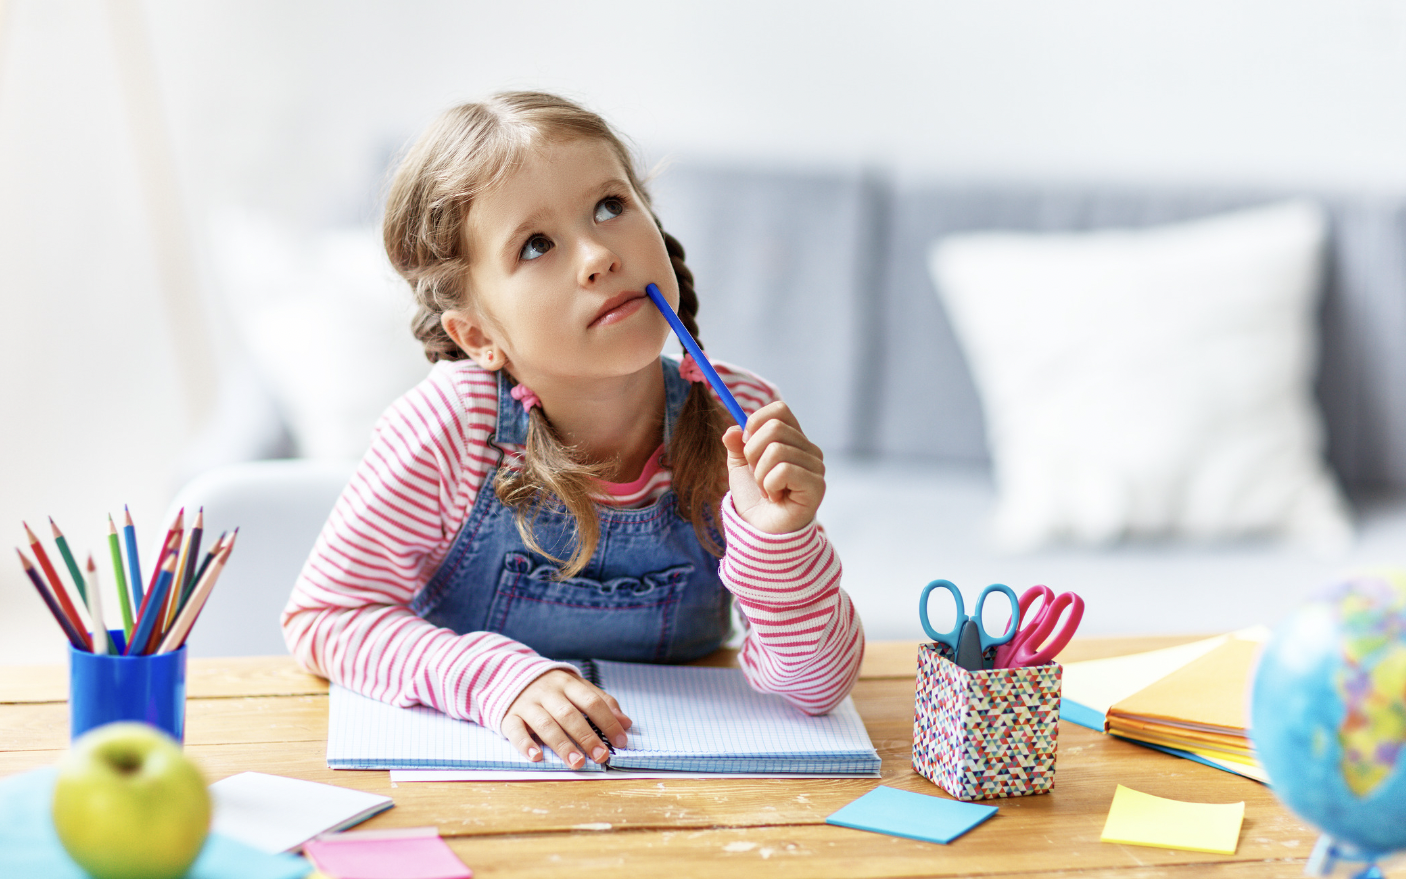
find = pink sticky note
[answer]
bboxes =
[303,827,472,879]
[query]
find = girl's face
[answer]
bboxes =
[449,137,678,386]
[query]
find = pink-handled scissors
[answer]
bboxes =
[992,585,1085,670]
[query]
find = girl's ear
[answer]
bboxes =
[441,309,504,371]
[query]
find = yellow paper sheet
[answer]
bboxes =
[1061,635,1230,717]
[1100,785,1245,855]
[1061,626,1269,720]
[1110,638,1260,731]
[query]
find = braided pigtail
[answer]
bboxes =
[495,402,610,577]
[660,229,730,556]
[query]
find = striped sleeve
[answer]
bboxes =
[714,364,865,715]
[279,361,576,733]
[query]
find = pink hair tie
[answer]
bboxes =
[679,353,706,383]
[509,382,541,413]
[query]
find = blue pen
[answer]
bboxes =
[645,283,749,428]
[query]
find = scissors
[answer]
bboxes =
[992,585,1085,670]
[919,580,1019,671]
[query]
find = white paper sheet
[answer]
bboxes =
[210,771,393,853]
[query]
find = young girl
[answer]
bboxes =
[282,91,863,770]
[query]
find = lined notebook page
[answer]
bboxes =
[327,663,879,775]
[598,661,880,773]
[327,686,597,771]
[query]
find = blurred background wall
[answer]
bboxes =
[4,0,1406,664]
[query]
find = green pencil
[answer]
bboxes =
[107,514,134,640]
[49,517,87,603]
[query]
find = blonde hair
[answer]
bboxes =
[383,91,728,577]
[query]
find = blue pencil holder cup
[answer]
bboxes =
[69,630,187,744]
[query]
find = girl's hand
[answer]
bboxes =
[502,670,631,768]
[722,400,826,535]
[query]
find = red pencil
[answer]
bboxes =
[139,552,179,656]
[22,522,89,650]
[17,549,88,650]
[131,528,179,629]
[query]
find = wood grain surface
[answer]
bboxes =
[0,637,1358,878]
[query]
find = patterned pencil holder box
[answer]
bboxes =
[912,643,1062,801]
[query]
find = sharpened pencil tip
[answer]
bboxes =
[22,522,37,542]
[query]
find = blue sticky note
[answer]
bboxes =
[826,785,998,845]
[0,767,310,879]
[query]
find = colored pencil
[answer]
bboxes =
[17,549,88,650]
[107,515,135,640]
[127,552,176,656]
[143,523,181,634]
[83,555,112,655]
[130,529,177,637]
[177,508,204,607]
[164,514,198,632]
[49,517,88,604]
[166,506,201,630]
[123,506,143,608]
[157,536,234,653]
[179,530,227,617]
[645,283,749,427]
[23,522,89,650]
[145,508,182,595]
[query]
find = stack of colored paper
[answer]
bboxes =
[1060,628,1267,781]
[1103,639,1259,776]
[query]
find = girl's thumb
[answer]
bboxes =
[722,426,748,470]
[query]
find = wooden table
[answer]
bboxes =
[0,638,1332,878]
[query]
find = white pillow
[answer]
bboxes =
[929,200,1352,553]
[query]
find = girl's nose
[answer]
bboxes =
[578,236,621,286]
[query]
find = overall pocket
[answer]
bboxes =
[487,552,693,662]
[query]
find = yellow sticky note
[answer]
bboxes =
[1100,785,1245,855]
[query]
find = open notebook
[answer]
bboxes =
[327,660,881,775]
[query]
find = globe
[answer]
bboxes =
[1251,572,1406,859]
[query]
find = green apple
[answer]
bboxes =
[52,722,211,879]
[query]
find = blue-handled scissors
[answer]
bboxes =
[919,579,1020,671]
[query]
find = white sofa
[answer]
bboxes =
[180,168,1406,656]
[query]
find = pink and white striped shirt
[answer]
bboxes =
[281,358,863,735]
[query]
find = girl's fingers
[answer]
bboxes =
[761,461,825,508]
[601,691,633,730]
[564,681,631,751]
[742,420,822,474]
[517,702,587,768]
[546,697,613,765]
[751,442,824,494]
[501,714,543,762]
[742,400,803,439]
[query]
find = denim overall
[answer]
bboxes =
[411,358,732,662]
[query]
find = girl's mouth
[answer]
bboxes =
[590,294,645,328]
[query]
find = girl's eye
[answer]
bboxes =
[520,235,553,261]
[594,197,625,223]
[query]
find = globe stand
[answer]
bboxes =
[1306,834,1391,879]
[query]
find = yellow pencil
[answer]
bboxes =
[161,512,193,633]
[156,535,234,653]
